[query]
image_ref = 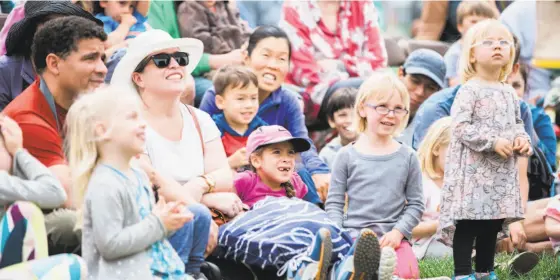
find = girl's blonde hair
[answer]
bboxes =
[353,71,410,135]
[65,85,142,215]
[459,19,515,84]
[417,117,452,179]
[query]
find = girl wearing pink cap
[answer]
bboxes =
[234,125,311,208]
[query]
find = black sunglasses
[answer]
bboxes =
[135,52,189,72]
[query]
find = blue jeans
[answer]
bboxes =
[194,77,214,108]
[168,203,212,274]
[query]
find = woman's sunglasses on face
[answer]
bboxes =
[135,52,190,72]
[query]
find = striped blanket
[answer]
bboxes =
[214,196,352,270]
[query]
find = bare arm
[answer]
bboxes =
[411,220,438,239]
[137,154,198,205]
[415,0,448,41]
[518,156,529,211]
[135,0,150,16]
[49,165,73,209]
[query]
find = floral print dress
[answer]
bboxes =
[438,79,528,245]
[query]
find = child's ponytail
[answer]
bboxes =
[280,181,296,198]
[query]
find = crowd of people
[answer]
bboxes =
[0,1,558,280]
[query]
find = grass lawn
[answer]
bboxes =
[419,254,560,279]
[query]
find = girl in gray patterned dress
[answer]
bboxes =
[439,19,532,280]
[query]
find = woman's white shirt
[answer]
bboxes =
[144,105,220,185]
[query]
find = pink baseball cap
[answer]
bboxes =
[246,125,312,158]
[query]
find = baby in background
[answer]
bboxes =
[319,87,359,169]
[211,65,267,171]
[443,1,497,87]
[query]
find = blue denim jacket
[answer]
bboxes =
[412,85,539,151]
[200,86,330,175]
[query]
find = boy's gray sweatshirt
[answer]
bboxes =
[325,144,425,240]
[0,149,67,218]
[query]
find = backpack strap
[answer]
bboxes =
[185,104,205,156]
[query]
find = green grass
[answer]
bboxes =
[419,254,560,279]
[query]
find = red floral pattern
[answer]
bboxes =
[279,0,387,121]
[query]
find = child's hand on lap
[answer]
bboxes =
[0,115,23,156]
[153,196,193,231]
[513,136,532,156]
[379,229,404,249]
[228,148,248,169]
[494,138,513,158]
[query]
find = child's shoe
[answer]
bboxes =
[331,228,381,280]
[284,227,333,280]
[475,271,498,280]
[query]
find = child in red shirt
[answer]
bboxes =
[211,65,267,170]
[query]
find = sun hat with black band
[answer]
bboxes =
[110,29,203,95]
[5,0,103,57]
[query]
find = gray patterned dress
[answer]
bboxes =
[438,79,528,244]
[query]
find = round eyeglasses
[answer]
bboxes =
[364,103,409,117]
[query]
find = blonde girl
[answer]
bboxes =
[326,72,424,279]
[412,117,453,260]
[67,86,196,280]
[439,19,531,280]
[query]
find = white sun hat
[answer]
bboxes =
[110,29,203,94]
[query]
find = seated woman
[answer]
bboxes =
[110,29,240,257]
[278,0,388,128]
[199,26,330,204]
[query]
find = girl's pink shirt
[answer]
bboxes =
[0,4,26,56]
[234,170,308,208]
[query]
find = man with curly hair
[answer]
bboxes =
[3,15,107,254]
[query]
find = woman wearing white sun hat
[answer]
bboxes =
[111,29,240,276]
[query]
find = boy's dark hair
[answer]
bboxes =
[32,16,107,75]
[213,65,259,96]
[325,87,358,121]
[456,1,497,26]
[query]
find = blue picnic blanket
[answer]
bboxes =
[213,196,352,271]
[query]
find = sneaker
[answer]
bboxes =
[475,271,498,280]
[283,227,333,280]
[505,252,539,275]
[331,228,381,280]
[379,247,397,280]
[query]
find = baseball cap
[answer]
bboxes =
[403,49,446,88]
[246,125,311,159]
